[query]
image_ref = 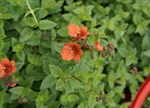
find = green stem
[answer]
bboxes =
[72,75,83,83]
[90,49,94,59]
[26,0,39,25]
[72,75,99,95]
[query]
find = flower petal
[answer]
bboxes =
[0,58,9,66]
[75,43,81,49]
[73,44,83,62]
[73,54,81,62]
[61,45,73,61]
[80,26,90,39]
[68,24,80,37]
[10,61,15,67]
[96,45,103,51]
[80,26,87,33]
[78,49,83,55]
[94,39,103,51]
[11,67,16,73]
[0,65,4,77]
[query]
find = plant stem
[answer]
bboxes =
[72,75,83,83]
[90,50,94,59]
[26,0,39,25]
[72,75,99,96]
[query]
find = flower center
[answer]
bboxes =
[77,32,81,38]
[3,65,12,73]
[71,46,78,54]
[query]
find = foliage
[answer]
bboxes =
[0,0,150,107]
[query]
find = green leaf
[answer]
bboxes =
[126,54,137,66]
[37,8,48,19]
[7,0,25,6]
[28,53,42,66]
[73,6,93,21]
[23,17,37,27]
[135,20,150,35]
[142,35,150,50]
[0,40,4,50]
[42,0,56,9]
[108,71,115,88]
[108,18,116,31]
[11,37,18,47]
[36,101,44,108]
[10,5,23,21]
[26,31,42,46]
[0,12,13,20]
[9,86,24,95]
[57,27,69,37]
[0,91,6,107]
[40,75,57,89]
[16,50,25,61]
[61,94,79,103]
[19,28,34,42]
[66,0,73,5]
[47,0,64,14]
[13,43,24,52]
[39,20,57,30]
[118,46,128,58]
[36,90,49,108]
[15,62,24,71]
[143,50,150,57]
[2,42,10,52]
[26,64,35,74]
[56,78,64,90]
[49,65,63,77]
[51,41,64,53]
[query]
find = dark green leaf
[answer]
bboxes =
[19,28,34,42]
[39,20,57,30]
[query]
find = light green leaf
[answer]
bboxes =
[13,43,24,52]
[56,78,64,90]
[61,94,79,103]
[49,65,62,77]
[143,50,150,57]
[108,71,115,88]
[9,86,24,95]
[126,54,137,66]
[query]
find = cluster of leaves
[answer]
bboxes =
[0,0,150,108]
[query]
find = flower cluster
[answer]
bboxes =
[60,24,103,62]
[0,58,17,87]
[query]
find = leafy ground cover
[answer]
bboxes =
[0,0,150,108]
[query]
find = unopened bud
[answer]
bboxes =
[5,77,17,88]
[107,43,115,49]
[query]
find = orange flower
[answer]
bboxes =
[68,24,90,41]
[60,42,83,62]
[0,58,16,78]
[94,39,103,51]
